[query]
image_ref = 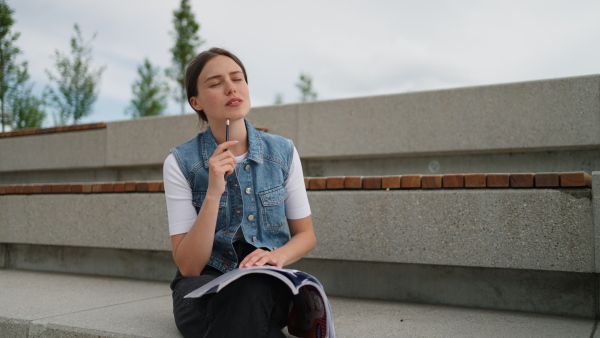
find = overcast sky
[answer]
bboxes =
[9,0,600,125]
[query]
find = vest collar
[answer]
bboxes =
[201,119,264,168]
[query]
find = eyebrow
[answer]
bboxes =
[203,71,243,83]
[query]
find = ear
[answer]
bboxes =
[189,96,203,111]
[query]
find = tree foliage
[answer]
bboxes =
[168,0,203,114]
[274,93,284,105]
[126,58,169,118]
[296,72,318,102]
[8,62,45,129]
[45,24,105,125]
[0,0,45,131]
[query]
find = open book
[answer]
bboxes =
[185,266,335,338]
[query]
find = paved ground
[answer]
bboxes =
[0,269,597,337]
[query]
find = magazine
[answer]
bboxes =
[184,265,335,338]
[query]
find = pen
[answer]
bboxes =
[225,118,230,150]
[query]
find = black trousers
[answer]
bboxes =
[171,241,293,338]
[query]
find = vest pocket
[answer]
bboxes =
[259,185,287,230]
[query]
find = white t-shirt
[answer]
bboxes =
[163,146,311,236]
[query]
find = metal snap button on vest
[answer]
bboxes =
[247,214,254,221]
[245,187,252,194]
[244,164,250,171]
[252,236,257,242]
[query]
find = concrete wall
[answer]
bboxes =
[1,173,598,317]
[0,186,594,273]
[1,75,599,184]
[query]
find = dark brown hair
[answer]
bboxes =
[185,47,248,122]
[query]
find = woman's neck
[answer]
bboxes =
[211,118,248,156]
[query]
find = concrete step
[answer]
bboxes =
[0,269,596,338]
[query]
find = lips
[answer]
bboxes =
[226,98,243,107]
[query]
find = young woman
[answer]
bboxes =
[163,47,316,338]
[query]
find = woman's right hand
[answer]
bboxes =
[206,140,239,197]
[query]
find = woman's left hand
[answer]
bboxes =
[239,248,286,268]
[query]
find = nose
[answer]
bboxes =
[225,80,237,95]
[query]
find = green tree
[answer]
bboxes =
[45,24,106,125]
[126,58,169,118]
[0,0,45,131]
[0,0,20,131]
[167,0,203,114]
[8,62,45,129]
[274,93,284,105]
[296,72,318,102]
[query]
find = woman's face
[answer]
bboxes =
[190,55,250,124]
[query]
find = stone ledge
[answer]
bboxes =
[0,172,591,195]
[0,187,593,273]
[0,270,596,337]
[0,122,106,138]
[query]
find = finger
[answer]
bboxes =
[240,249,266,267]
[215,140,239,154]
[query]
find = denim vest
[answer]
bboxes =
[170,119,294,273]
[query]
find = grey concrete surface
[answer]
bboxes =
[303,148,600,177]
[0,270,596,338]
[2,75,600,181]
[307,189,593,272]
[0,270,172,338]
[291,258,597,318]
[0,165,163,185]
[106,114,200,167]
[0,194,170,251]
[0,244,5,268]
[5,245,596,317]
[0,188,594,273]
[296,75,600,159]
[594,172,600,273]
[6,244,176,281]
[0,129,106,172]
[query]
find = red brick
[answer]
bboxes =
[0,186,6,194]
[113,182,126,192]
[137,182,150,192]
[535,173,560,187]
[326,177,344,189]
[92,183,103,193]
[124,181,137,192]
[308,178,327,190]
[6,185,16,194]
[362,177,382,189]
[160,181,165,192]
[70,184,83,193]
[510,173,534,188]
[344,176,363,189]
[381,176,401,189]
[14,185,25,194]
[304,178,310,189]
[102,183,115,192]
[401,175,422,188]
[422,175,442,188]
[487,174,509,187]
[81,184,93,193]
[560,172,592,187]
[31,184,43,193]
[148,181,162,192]
[464,174,487,188]
[41,185,52,193]
[443,174,464,188]
[52,184,70,193]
